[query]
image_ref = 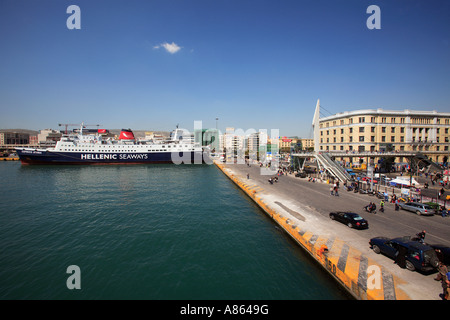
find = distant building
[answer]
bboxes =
[300,138,314,150]
[29,135,39,145]
[278,137,313,152]
[220,128,245,157]
[38,129,62,143]
[248,131,268,160]
[0,131,29,144]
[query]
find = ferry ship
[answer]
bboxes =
[15,125,206,165]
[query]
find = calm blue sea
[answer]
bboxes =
[0,162,349,300]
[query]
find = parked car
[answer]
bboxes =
[423,202,444,215]
[398,202,435,216]
[429,244,450,265]
[369,236,440,272]
[329,211,368,229]
[295,172,307,178]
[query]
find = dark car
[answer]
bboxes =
[329,211,368,229]
[430,244,450,265]
[369,236,440,272]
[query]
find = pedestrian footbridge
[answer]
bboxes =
[291,151,442,183]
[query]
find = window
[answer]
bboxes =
[371,136,375,142]
[382,127,386,133]
[382,136,386,142]
[371,127,375,133]
[400,127,404,133]
[349,128,353,133]
[391,136,395,142]
[359,117,365,123]
[359,127,365,133]
[359,136,365,142]
[391,127,395,133]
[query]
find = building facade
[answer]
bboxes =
[0,131,30,145]
[319,109,450,164]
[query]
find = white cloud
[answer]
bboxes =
[153,42,182,54]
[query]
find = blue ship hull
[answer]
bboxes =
[16,149,206,165]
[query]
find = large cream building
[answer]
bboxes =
[319,108,450,165]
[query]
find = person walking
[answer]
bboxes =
[394,245,407,269]
[440,272,449,300]
[435,262,448,281]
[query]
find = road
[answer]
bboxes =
[239,163,450,247]
[219,161,450,299]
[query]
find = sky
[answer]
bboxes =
[0,0,449,137]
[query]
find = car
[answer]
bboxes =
[329,211,368,229]
[369,236,440,272]
[295,172,307,178]
[429,244,450,265]
[398,202,435,216]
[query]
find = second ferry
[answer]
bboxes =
[15,124,207,165]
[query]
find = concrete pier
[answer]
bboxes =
[215,160,448,300]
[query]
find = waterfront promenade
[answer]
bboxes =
[215,161,450,300]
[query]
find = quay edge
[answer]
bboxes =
[214,160,412,300]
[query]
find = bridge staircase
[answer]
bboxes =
[315,153,354,183]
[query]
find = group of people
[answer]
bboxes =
[330,181,339,196]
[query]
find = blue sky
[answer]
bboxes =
[0,0,449,137]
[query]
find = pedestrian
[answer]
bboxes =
[394,245,407,269]
[247,173,250,179]
[441,206,448,217]
[435,262,448,281]
[330,186,334,196]
[440,273,449,300]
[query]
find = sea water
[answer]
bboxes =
[0,162,348,300]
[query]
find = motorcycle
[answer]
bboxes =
[363,205,376,214]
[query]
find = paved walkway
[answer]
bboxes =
[215,161,448,300]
